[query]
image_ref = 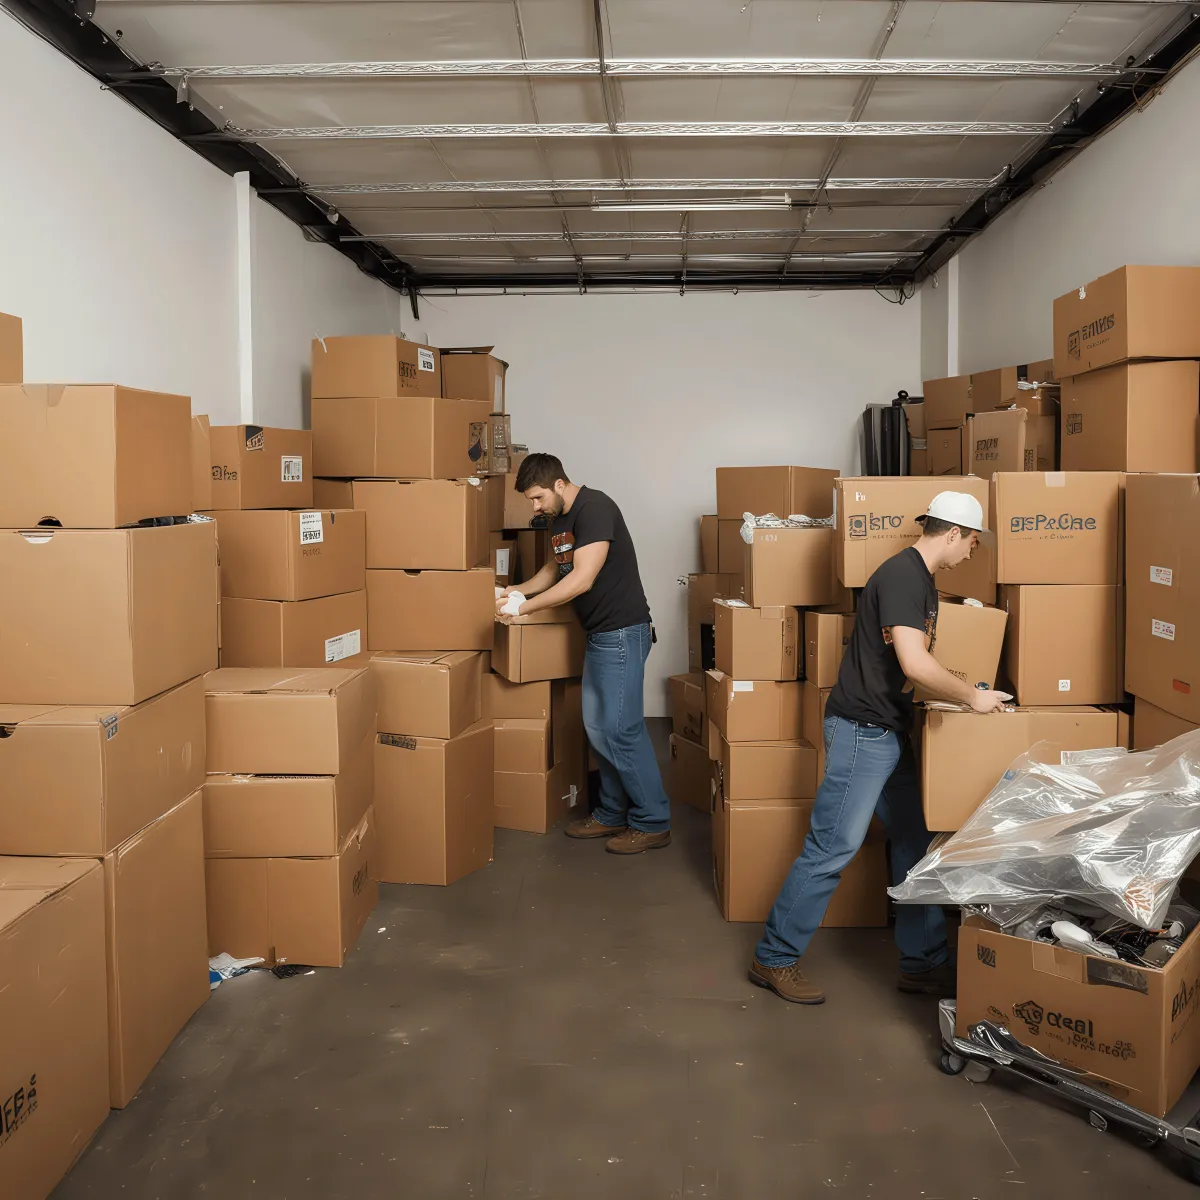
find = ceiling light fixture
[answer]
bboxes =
[591,196,793,213]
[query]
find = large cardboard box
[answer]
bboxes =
[209,425,313,510]
[204,666,376,776]
[804,610,855,689]
[667,734,711,813]
[311,334,441,399]
[0,522,217,705]
[204,808,377,968]
[716,733,817,800]
[221,590,367,669]
[688,572,741,672]
[920,596,1007,700]
[958,916,1200,1117]
[0,311,21,383]
[1133,695,1199,751]
[922,706,1121,831]
[999,584,1122,705]
[373,651,483,740]
[203,730,374,858]
[992,471,1122,585]
[715,466,837,521]
[668,672,706,745]
[208,508,366,601]
[1124,473,1200,723]
[1060,360,1199,473]
[923,375,974,429]
[0,676,205,856]
[700,515,718,573]
[353,478,486,570]
[440,346,506,409]
[191,415,213,512]
[714,600,799,682]
[967,407,1056,479]
[366,567,494,652]
[311,395,491,479]
[0,857,109,1198]
[802,681,831,779]
[374,722,494,884]
[928,427,963,476]
[103,791,209,1108]
[1052,265,1200,378]
[313,478,354,509]
[492,611,587,682]
[705,671,802,743]
[742,525,836,608]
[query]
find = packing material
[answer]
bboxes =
[374,651,484,740]
[311,334,441,399]
[715,466,837,521]
[705,672,802,743]
[353,478,486,571]
[209,425,313,510]
[440,346,505,409]
[221,590,368,669]
[367,567,494,652]
[668,734,711,813]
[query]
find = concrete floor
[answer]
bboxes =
[57,724,1197,1199]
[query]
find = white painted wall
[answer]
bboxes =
[419,290,922,714]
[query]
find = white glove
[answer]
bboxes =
[500,591,527,616]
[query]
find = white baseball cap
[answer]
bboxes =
[918,491,990,535]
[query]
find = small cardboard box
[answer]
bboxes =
[353,478,486,571]
[0,857,109,1198]
[705,672,802,743]
[203,729,374,858]
[313,478,354,508]
[492,611,586,683]
[494,717,551,774]
[967,408,1056,479]
[204,809,378,968]
[440,346,506,410]
[742,525,837,608]
[715,466,837,521]
[923,375,974,430]
[668,734,712,813]
[311,334,440,399]
[919,596,1007,700]
[668,672,706,744]
[1133,695,1199,751]
[0,676,205,856]
[700,515,718,573]
[0,383,192,527]
[373,651,483,740]
[208,508,366,601]
[991,471,1122,585]
[1060,360,1199,473]
[1052,265,1200,378]
[0,522,217,705]
[716,733,817,801]
[311,395,491,479]
[209,425,313,510]
[494,759,576,834]
[1000,584,1123,705]
[928,427,963,476]
[957,916,1200,1117]
[922,706,1121,831]
[0,311,21,383]
[204,666,376,776]
[804,610,855,689]
[366,567,495,652]
[221,590,367,669]
[374,723,494,884]
[191,415,213,512]
[714,600,799,682]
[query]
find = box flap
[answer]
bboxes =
[204,666,365,695]
[0,857,100,931]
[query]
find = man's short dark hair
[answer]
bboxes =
[515,453,569,492]
[918,515,974,539]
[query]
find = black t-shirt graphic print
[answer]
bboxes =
[551,486,651,634]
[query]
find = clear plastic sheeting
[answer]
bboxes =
[890,731,1200,930]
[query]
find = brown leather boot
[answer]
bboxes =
[897,961,956,997]
[564,814,627,839]
[748,959,825,1005]
[605,828,671,855]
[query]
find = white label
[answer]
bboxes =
[567,784,579,808]
[1152,619,1176,642]
[732,681,755,693]
[298,512,324,544]
[496,548,511,575]
[325,629,362,662]
[281,456,304,483]
[855,491,867,503]
[1058,679,1071,692]
[101,713,119,741]
[417,347,436,372]
[1151,566,1173,586]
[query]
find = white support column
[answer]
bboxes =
[946,255,960,377]
[234,171,256,423]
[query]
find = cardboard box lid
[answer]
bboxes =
[441,345,509,367]
[0,857,99,931]
[205,666,366,696]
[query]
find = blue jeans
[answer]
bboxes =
[582,623,671,834]
[755,714,947,975]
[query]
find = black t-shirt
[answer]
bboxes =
[825,547,938,732]
[551,486,651,634]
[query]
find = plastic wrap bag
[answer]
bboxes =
[739,512,833,544]
[890,730,1200,929]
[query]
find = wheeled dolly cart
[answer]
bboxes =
[937,999,1200,1183]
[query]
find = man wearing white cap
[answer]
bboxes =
[749,492,1009,1005]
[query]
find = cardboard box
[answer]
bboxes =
[496,473,537,530]
[1000,584,1122,705]
[0,383,192,527]
[311,334,441,399]
[104,791,209,1108]
[705,672,802,743]
[204,666,376,776]
[0,857,109,1198]
[373,651,483,740]
[494,759,576,834]
[920,596,1007,700]
[903,400,926,441]
[687,573,741,672]
[1052,265,1200,378]
[668,672,706,745]
[208,508,366,601]
[191,414,213,512]
[440,346,506,409]
[514,529,550,581]
[0,311,21,383]
[1133,695,1199,751]
[804,610,855,689]
[923,375,974,429]
[221,590,367,669]
[700,515,718,573]
[311,395,491,480]
[908,447,928,476]
[209,425,313,510]
[928,427,963,476]
[367,567,494,652]
[491,533,517,586]
[715,466,838,521]
[1124,473,1200,723]
[0,676,205,856]
[204,808,378,968]
[967,408,1056,479]
[716,518,745,578]
[353,478,486,571]
[992,471,1122,585]
[1060,361,1199,473]
[922,706,1121,831]
[494,717,551,774]
[742,525,836,608]
[477,412,512,476]
[481,674,552,720]
[313,478,355,508]
[203,729,374,858]
[667,734,712,813]
[972,364,1057,411]
[0,522,217,705]
[374,722,494,884]
[1007,383,1060,418]
[714,600,799,682]
[957,916,1200,1117]
[492,611,586,683]
[716,734,817,801]
[802,681,831,779]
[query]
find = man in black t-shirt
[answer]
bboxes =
[497,453,670,854]
[748,492,1010,1006]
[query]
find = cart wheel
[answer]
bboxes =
[939,1051,967,1076]
[964,1061,993,1084]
